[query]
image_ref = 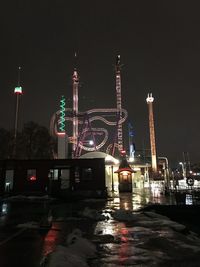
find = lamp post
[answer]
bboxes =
[111,165,114,192]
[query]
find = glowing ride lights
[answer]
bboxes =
[13,66,23,158]
[58,95,66,135]
[115,55,123,152]
[88,140,94,145]
[50,108,128,153]
[57,95,68,159]
[146,93,154,103]
[49,56,128,157]
[128,122,135,161]
[146,93,157,173]
[14,86,23,94]
[72,69,79,157]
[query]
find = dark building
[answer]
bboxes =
[0,158,106,199]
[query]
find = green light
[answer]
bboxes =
[59,95,66,132]
[14,86,22,94]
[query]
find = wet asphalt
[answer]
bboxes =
[0,189,198,267]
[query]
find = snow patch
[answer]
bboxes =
[17,221,39,229]
[42,229,97,267]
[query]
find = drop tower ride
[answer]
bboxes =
[146,93,157,173]
[72,61,79,158]
[115,55,123,152]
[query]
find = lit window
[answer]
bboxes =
[27,169,37,181]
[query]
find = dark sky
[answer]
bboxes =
[1,0,200,166]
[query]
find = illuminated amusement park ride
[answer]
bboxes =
[50,55,130,159]
[49,56,176,191]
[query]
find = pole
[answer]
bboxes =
[13,67,22,158]
[158,157,170,189]
[13,95,19,158]
[111,165,114,192]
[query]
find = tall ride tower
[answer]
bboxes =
[146,93,157,173]
[57,95,68,159]
[115,55,123,152]
[72,65,79,158]
[13,66,23,158]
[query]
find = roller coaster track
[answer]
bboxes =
[50,108,128,153]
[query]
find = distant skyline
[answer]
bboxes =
[1,0,200,165]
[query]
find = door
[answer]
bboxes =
[118,172,132,192]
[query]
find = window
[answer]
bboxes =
[5,170,14,191]
[27,169,37,181]
[82,168,93,180]
[48,169,59,180]
[75,167,80,183]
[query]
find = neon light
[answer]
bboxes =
[121,150,126,155]
[59,95,66,132]
[14,86,22,94]
[57,132,66,136]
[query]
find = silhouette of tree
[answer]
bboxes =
[0,128,13,159]
[0,122,56,159]
[19,121,55,159]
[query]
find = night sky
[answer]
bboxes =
[1,0,200,166]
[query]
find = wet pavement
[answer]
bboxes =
[0,188,199,267]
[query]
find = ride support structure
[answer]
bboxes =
[57,95,68,159]
[72,68,79,158]
[146,93,157,173]
[50,55,128,158]
[115,55,123,153]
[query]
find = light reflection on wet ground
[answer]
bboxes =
[0,189,199,267]
[94,218,200,266]
[106,188,175,211]
[92,190,200,266]
[42,222,62,256]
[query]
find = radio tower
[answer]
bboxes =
[146,93,157,173]
[72,53,79,158]
[115,55,123,152]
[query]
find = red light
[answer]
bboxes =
[29,176,37,181]
[57,132,66,136]
[121,150,126,155]
[14,86,23,94]
[121,228,128,235]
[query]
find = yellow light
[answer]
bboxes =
[129,157,134,162]
[122,171,129,176]
[133,167,140,171]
